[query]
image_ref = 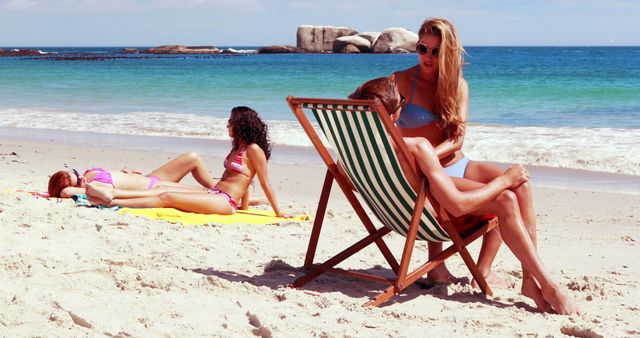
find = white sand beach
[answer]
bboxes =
[1,133,639,337]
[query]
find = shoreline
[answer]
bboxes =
[2,126,638,195]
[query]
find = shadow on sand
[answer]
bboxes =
[187,259,538,312]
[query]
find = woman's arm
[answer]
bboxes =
[246,145,287,218]
[240,190,250,210]
[60,186,86,198]
[433,79,469,160]
[406,137,528,216]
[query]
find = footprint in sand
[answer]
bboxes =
[560,326,603,338]
[246,311,273,338]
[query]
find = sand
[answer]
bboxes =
[1,134,639,337]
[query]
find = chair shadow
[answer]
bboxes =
[187,259,539,312]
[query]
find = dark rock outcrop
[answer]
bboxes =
[0,49,46,56]
[143,45,221,54]
[257,45,304,54]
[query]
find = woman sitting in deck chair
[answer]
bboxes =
[349,77,579,315]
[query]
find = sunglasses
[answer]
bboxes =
[72,168,82,187]
[416,43,440,57]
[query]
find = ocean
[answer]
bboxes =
[0,46,639,176]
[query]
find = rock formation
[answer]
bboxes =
[333,35,372,53]
[357,32,381,45]
[297,25,358,52]
[143,45,221,54]
[372,27,419,53]
[0,49,46,56]
[295,25,419,54]
[257,45,304,54]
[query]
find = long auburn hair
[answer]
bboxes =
[419,17,466,141]
[348,77,400,116]
[48,171,72,197]
[229,106,271,160]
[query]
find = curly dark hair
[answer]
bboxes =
[229,106,271,160]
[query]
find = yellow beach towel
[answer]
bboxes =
[118,207,311,225]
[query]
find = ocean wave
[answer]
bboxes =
[463,125,640,176]
[1,108,638,176]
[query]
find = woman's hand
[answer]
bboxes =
[503,164,530,188]
[86,183,115,206]
[276,212,294,219]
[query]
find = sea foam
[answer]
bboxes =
[1,108,638,176]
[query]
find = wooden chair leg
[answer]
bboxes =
[366,285,397,307]
[439,218,494,296]
[303,170,334,269]
[293,226,391,287]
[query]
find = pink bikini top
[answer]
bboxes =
[84,167,114,186]
[224,148,249,176]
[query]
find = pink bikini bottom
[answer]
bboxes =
[207,187,238,211]
[147,175,160,189]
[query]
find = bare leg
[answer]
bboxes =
[110,191,235,215]
[482,191,579,314]
[427,242,459,283]
[445,177,508,288]
[149,152,216,188]
[400,138,574,312]
[403,138,521,284]
[465,162,546,307]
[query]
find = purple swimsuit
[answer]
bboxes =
[85,167,161,189]
[84,167,114,186]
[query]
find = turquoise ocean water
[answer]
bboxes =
[0,46,639,176]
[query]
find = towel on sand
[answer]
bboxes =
[118,207,311,225]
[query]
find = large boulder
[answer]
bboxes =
[339,44,361,54]
[333,35,371,53]
[144,45,221,54]
[357,32,381,45]
[297,25,358,52]
[372,28,418,53]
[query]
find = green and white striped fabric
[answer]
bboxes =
[304,102,450,242]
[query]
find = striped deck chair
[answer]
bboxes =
[287,96,498,306]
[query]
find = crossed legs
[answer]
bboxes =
[428,162,537,286]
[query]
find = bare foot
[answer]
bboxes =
[472,271,514,289]
[521,277,552,313]
[86,183,115,206]
[541,283,581,315]
[427,265,461,284]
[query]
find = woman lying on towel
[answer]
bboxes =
[49,152,217,199]
[349,77,579,315]
[48,106,288,217]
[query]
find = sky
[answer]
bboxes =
[1,0,639,46]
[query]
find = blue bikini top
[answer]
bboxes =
[396,69,437,129]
